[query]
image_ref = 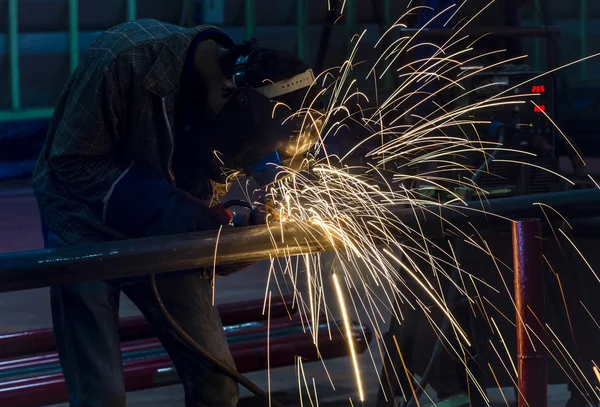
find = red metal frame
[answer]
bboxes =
[0,297,295,358]
[512,219,547,407]
[0,317,372,407]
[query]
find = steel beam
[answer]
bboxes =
[68,0,80,72]
[512,219,547,407]
[0,189,599,293]
[244,0,256,40]
[8,0,20,111]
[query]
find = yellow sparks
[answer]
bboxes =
[333,274,364,401]
[491,317,517,378]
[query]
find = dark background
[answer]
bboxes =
[0,0,598,179]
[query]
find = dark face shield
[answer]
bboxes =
[204,72,324,186]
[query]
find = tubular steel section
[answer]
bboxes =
[68,0,80,72]
[0,108,55,122]
[8,0,20,111]
[127,0,137,21]
[244,0,256,40]
[512,219,547,407]
[296,0,308,61]
[0,189,599,293]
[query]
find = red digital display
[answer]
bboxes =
[534,105,546,113]
[531,85,546,93]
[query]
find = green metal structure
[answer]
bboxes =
[0,0,592,123]
[2,0,138,122]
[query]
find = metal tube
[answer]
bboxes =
[127,0,137,21]
[0,108,55,122]
[512,219,547,407]
[68,0,80,72]
[0,189,599,293]
[296,0,308,61]
[244,0,256,40]
[580,0,587,79]
[8,0,20,111]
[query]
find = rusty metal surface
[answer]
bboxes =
[512,219,547,407]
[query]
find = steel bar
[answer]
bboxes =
[127,0,137,21]
[0,108,55,122]
[296,0,308,61]
[0,321,371,407]
[0,188,599,293]
[244,0,256,40]
[512,219,547,407]
[0,297,295,358]
[68,0,80,72]
[8,0,20,111]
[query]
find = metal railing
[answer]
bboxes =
[0,0,363,123]
[1,0,138,122]
[2,0,587,123]
[0,188,598,294]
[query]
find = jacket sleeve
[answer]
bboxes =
[46,54,226,238]
[103,160,229,238]
[47,56,132,218]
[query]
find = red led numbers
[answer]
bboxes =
[531,85,545,93]
[534,105,546,113]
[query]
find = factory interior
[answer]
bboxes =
[0,1,599,406]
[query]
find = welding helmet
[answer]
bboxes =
[204,43,324,186]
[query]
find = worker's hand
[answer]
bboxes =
[232,206,268,227]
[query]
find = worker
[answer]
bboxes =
[31,19,321,407]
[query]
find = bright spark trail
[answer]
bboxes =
[222,1,600,405]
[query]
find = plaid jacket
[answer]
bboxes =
[32,19,231,245]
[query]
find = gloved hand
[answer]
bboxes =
[232,206,268,227]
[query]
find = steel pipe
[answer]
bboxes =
[127,0,137,21]
[68,0,80,72]
[296,0,308,61]
[0,189,599,293]
[512,219,547,407]
[8,0,20,111]
[0,297,295,358]
[244,0,256,40]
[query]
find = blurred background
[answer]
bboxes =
[0,0,598,181]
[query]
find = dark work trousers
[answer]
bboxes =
[44,230,239,407]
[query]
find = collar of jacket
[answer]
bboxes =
[142,24,234,98]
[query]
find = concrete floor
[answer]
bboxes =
[0,180,578,406]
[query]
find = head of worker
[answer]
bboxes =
[191,38,324,187]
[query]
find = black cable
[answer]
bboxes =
[149,273,287,407]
